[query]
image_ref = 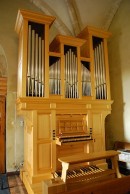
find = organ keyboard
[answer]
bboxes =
[53,164,116,184]
[56,132,92,145]
[43,150,122,194]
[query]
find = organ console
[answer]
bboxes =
[15,9,114,194]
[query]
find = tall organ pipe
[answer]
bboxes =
[100,42,107,99]
[27,25,31,96]
[49,58,61,95]
[38,37,42,97]
[64,48,78,98]
[31,29,35,96]
[41,39,44,97]
[94,47,99,98]
[94,41,107,99]
[35,33,38,96]
[27,24,44,97]
[82,63,91,96]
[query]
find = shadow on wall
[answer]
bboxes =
[0,45,7,77]
[105,28,124,150]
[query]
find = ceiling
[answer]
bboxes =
[30,0,123,38]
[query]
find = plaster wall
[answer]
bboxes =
[106,0,130,148]
[0,0,44,172]
[0,0,128,171]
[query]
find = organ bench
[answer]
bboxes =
[43,150,122,194]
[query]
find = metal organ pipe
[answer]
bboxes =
[94,41,107,99]
[81,63,91,96]
[27,27,107,99]
[41,40,45,97]
[96,46,101,99]
[100,42,107,99]
[35,33,38,97]
[57,60,60,95]
[94,47,99,98]
[64,48,78,98]
[38,36,42,97]
[49,58,61,95]
[31,29,35,96]
[27,25,31,96]
[27,24,45,97]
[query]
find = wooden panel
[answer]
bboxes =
[37,113,51,139]
[92,112,105,156]
[38,143,52,171]
[56,143,85,169]
[92,113,102,135]
[57,175,130,194]
[23,111,33,175]
[26,131,33,170]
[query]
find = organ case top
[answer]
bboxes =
[15,9,55,98]
[15,9,113,194]
[15,9,111,101]
[77,26,111,100]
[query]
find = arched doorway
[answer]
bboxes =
[0,45,7,173]
[0,94,6,173]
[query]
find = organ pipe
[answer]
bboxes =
[94,40,107,99]
[38,36,42,97]
[81,63,91,96]
[41,39,44,97]
[64,48,78,98]
[27,25,107,100]
[31,29,35,97]
[27,24,45,97]
[27,25,31,96]
[49,58,61,95]
[35,33,38,97]
[100,42,107,99]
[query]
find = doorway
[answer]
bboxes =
[0,96,6,173]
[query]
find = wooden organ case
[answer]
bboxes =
[15,9,113,194]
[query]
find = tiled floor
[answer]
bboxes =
[0,173,28,194]
[8,174,28,194]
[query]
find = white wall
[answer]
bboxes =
[0,0,44,172]
[106,0,130,148]
[1,0,129,171]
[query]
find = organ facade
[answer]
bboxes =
[15,9,113,194]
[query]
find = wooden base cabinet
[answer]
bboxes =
[17,98,112,194]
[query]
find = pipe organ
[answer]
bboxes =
[15,9,113,194]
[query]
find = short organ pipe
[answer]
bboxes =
[64,48,78,98]
[49,58,61,95]
[81,62,91,96]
